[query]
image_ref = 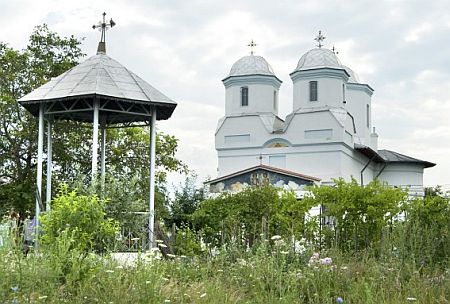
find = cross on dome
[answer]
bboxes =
[331,45,339,54]
[248,39,257,55]
[314,30,326,48]
[92,12,116,53]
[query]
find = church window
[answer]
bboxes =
[309,81,318,101]
[366,104,370,128]
[273,90,277,111]
[241,87,248,106]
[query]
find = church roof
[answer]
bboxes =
[294,48,342,72]
[227,55,276,77]
[19,53,177,122]
[207,164,321,184]
[355,144,435,168]
[378,149,436,168]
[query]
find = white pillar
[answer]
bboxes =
[148,108,157,249]
[92,100,99,181]
[46,118,53,211]
[36,103,45,246]
[100,121,106,187]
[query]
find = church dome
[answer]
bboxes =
[228,55,275,77]
[343,65,360,83]
[294,48,342,72]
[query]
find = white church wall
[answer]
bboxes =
[345,85,373,145]
[225,83,279,116]
[292,75,346,111]
[377,164,425,196]
[284,111,343,144]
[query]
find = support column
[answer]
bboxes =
[148,108,157,249]
[46,118,53,211]
[100,121,106,188]
[92,100,99,181]
[36,103,45,246]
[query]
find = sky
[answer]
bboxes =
[1,0,449,190]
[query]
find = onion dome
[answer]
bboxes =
[228,55,276,77]
[294,48,342,72]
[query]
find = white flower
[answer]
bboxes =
[271,235,282,241]
[406,298,417,301]
[105,269,114,273]
[319,257,333,265]
[200,293,207,298]
[164,300,171,303]
[158,243,168,248]
[280,251,289,255]
[166,254,176,258]
[155,239,164,243]
[38,296,48,299]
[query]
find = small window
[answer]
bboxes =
[241,87,248,106]
[342,84,346,103]
[273,90,277,111]
[366,104,370,128]
[309,81,318,101]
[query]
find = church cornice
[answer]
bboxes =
[290,67,349,82]
[346,83,374,96]
[222,74,282,89]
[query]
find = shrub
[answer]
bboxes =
[40,185,119,253]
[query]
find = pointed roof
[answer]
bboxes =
[19,53,177,122]
[206,164,321,185]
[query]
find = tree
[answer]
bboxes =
[303,178,407,252]
[0,25,186,215]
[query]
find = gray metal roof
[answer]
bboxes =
[294,48,342,72]
[18,53,177,122]
[355,144,435,168]
[228,55,276,77]
[378,149,435,168]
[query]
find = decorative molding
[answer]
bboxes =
[222,74,282,89]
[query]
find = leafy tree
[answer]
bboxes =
[303,178,407,253]
[168,173,205,229]
[0,24,186,215]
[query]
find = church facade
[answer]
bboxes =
[213,35,435,196]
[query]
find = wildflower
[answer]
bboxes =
[162,277,170,282]
[11,286,19,292]
[308,252,320,265]
[319,257,333,265]
[166,254,176,258]
[38,296,48,300]
[336,297,343,303]
[217,269,223,272]
[105,270,114,273]
[164,300,171,303]
[146,281,151,284]
[280,251,289,255]
[200,293,207,298]
[155,239,164,243]
[271,235,282,241]
[158,243,168,248]
[406,298,417,301]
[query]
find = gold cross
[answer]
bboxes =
[248,39,257,55]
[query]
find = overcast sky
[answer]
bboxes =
[1,0,449,189]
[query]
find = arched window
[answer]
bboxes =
[309,81,318,101]
[241,87,248,106]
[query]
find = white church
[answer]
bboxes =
[208,33,435,196]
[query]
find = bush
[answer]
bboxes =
[40,185,119,253]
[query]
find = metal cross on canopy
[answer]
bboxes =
[314,30,326,48]
[92,12,116,53]
[248,39,257,55]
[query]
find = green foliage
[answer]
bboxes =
[0,25,85,215]
[193,186,315,249]
[40,185,119,253]
[402,195,450,266]
[168,174,205,229]
[304,178,407,253]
